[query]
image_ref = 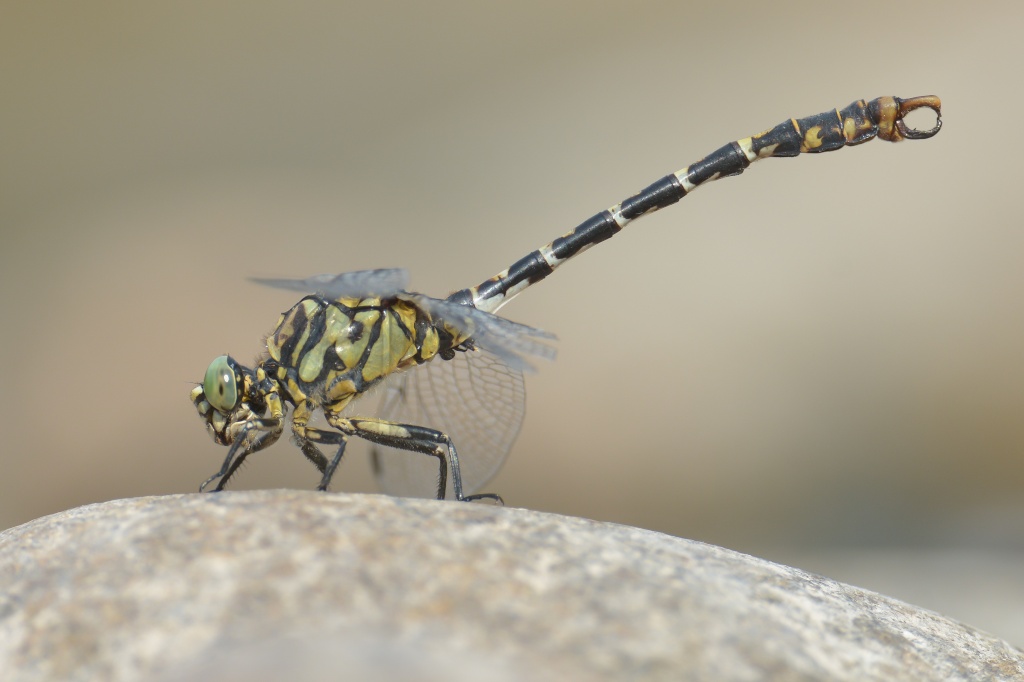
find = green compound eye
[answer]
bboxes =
[203,355,239,413]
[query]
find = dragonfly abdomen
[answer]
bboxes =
[458,95,941,315]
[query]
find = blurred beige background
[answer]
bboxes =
[3,0,1022,643]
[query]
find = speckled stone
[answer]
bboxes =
[1,491,1022,681]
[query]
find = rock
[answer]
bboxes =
[0,491,1021,681]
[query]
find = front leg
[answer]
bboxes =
[200,416,283,492]
[200,376,286,492]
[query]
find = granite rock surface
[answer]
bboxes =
[1,491,1022,681]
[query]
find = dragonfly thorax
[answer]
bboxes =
[264,295,445,408]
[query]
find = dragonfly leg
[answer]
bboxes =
[344,418,449,499]
[316,437,348,491]
[293,429,347,491]
[331,415,502,503]
[296,439,329,474]
[290,425,348,491]
[294,427,347,491]
[200,418,282,492]
[292,401,348,490]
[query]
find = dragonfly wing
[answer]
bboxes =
[401,293,556,372]
[250,268,410,299]
[371,348,526,499]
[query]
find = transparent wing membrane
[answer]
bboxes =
[401,293,556,372]
[371,348,526,499]
[251,268,409,299]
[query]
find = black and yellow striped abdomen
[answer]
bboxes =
[265,295,443,408]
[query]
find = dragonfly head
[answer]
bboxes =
[191,355,260,445]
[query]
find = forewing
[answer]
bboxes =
[371,348,526,499]
[250,268,409,298]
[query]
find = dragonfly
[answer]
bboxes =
[191,95,942,503]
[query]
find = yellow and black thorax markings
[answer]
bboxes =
[265,295,446,404]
